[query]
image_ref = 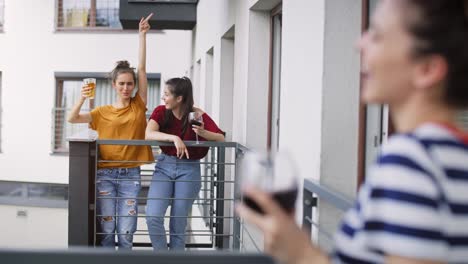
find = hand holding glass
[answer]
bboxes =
[240,151,299,214]
[83,78,96,99]
[189,112,203,144]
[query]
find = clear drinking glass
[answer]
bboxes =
[83,78,96,99]
[240,151,299,214]
[189,112,203,144]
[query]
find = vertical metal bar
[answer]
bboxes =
[210,148,216,245]
[93,142,99,247]
[232,147,242,250]
[68,140,96,246]
[302,187,316,240]
[90,0,97,27]
[215,146,226,248]
[209,147,216,244]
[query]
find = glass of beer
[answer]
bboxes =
[83,78,96,99]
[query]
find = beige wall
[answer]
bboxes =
[0,205,68,248]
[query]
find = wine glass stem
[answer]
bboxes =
[196,134,199,144]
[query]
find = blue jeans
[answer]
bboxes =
[146,154,201,250]
[96,167,141,249]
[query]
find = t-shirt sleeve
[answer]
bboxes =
[149,105,166,126]
[202,114,225,135]
[89,107,101,130]
[359,136,447,260]
[132,93,147,111]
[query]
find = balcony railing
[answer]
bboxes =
[0,248,274,263]
[302,178,354,243]
[68,137,258,251]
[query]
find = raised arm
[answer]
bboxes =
[137,13,153,106]
[67,85,92,124]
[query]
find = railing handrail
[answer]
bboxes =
[0,248,275,264]
[304,179,354,212]
[96,139,239,148]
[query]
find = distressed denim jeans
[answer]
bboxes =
[96,167,141,249]
[145,154,201,250]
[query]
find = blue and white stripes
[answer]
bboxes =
[333,124,468,263]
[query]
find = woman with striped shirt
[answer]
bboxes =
[237,0,468,263]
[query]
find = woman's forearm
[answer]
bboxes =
[137,33,148,103]
[138,33,147,73]
[202,131,225,142]
[67,97,86,123]
[146,130,176,142]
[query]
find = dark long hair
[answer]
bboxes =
[161,77,194,137]
[403,0,468,108]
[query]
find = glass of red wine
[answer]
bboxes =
[189,112,203,144]
[240,151,299,215]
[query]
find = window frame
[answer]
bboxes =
[0,0,4,32]
[52,72,161,154]
[0,180,68,208]
[267,4,282,152]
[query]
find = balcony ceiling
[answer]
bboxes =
[119,0,198,30]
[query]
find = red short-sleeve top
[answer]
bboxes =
[149,105,224,160]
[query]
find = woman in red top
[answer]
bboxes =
[145,77,225,250]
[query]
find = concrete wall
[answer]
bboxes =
[0,205,68,248]
[192,0,330,251]
[318,0,362,251]
[0,0,191,184]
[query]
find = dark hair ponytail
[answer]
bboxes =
[404,0,468,108]
[110,60,137,84]
[161,77,194,137]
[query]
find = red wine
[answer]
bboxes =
[190,120,202,126]
[243,188,297,214]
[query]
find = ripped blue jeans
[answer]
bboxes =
[96,167,141,249]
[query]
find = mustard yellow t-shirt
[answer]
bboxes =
[90,94,154,168]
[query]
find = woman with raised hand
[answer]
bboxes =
[237,1,468,263]
[67,13,154,249]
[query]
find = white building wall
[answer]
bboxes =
[0,205,68,248]
[318,0,362,251]
[279,0,325,222]
[0,0,191,184]
[192,0,332,251]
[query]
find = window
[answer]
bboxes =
[53,73,160,153]
[359,0,386,185]
[56,0,121,30]
[0,181,68,208]
[268,5,282,152]
[0,0,4,31]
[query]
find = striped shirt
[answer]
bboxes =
[333,123,468,263]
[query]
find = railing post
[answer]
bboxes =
[302,187,316,240]
[68,139,96,246]
[215,146,226,248]
[232,147,242,250]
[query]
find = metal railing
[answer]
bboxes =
[302,179,354,242]
[0,248,275,264]
[68,138,251,250]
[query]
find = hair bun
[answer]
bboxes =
[116,60,130,68]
